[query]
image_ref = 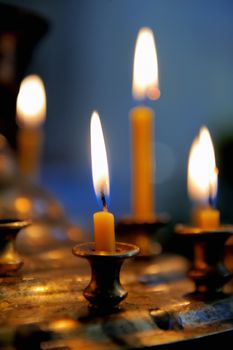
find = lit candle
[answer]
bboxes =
[91,111,115,252]
[16,75,46,180]
[188,126,220,228]
[131,27,160,221]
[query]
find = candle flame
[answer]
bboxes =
[91,111,110,204]
[16,75,46,128]
[188,126,218,204]
[132,27,160,101]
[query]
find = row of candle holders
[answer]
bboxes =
[0,217,233,310]
[0,219,233,309]
[117,215,233,298]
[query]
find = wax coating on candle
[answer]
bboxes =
[192,206,220,229]
[131,106,155,221]
[17,127,43,180]
[93,211,115,252]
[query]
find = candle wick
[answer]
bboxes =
[208,195,214,208]
[208,182,215,209]
[100,191,108,211]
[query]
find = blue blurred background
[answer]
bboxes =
[3,0,233,231]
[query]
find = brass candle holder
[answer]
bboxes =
[72,242,139,310]
[175,224,233,297]
[0,219,30,274]
[116,215,169,258]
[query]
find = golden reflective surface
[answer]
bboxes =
[0,239,232,349]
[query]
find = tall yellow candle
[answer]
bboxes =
[130,106,154,218]
[17,128,44,179]
[16,75,46,180]
[188,126,220,229]
[131,27,160,221]
[91,111,115,252]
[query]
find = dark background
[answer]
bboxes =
[1,0,233,232]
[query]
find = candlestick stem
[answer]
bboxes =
[73,242,139,310]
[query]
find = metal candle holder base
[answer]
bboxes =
[0,219,30,275]
[72,242,139,310]
[116,215,169,258]
[175,224,233,297]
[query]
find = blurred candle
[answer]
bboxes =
[91,111,115,252]
[188,126,220,228]
[131,27,160,221]
[16,74,46,180]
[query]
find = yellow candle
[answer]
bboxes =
[94,211,115,252]
[16,75,46,180]
[131,27,160,221]
[192,207,220,229]
[17,127,43,179]
[91,111,115,252]
[188,126,220,229]
[130,106,154,219]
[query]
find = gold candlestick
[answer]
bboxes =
[0,219,30,274]
[73,242,139,310]
[175,225,233,297]
[175,126,232,298]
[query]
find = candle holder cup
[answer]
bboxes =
[72,242,139,310]
[116,215,169,258]
[0,219,30,275]
[175,224,233,298]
